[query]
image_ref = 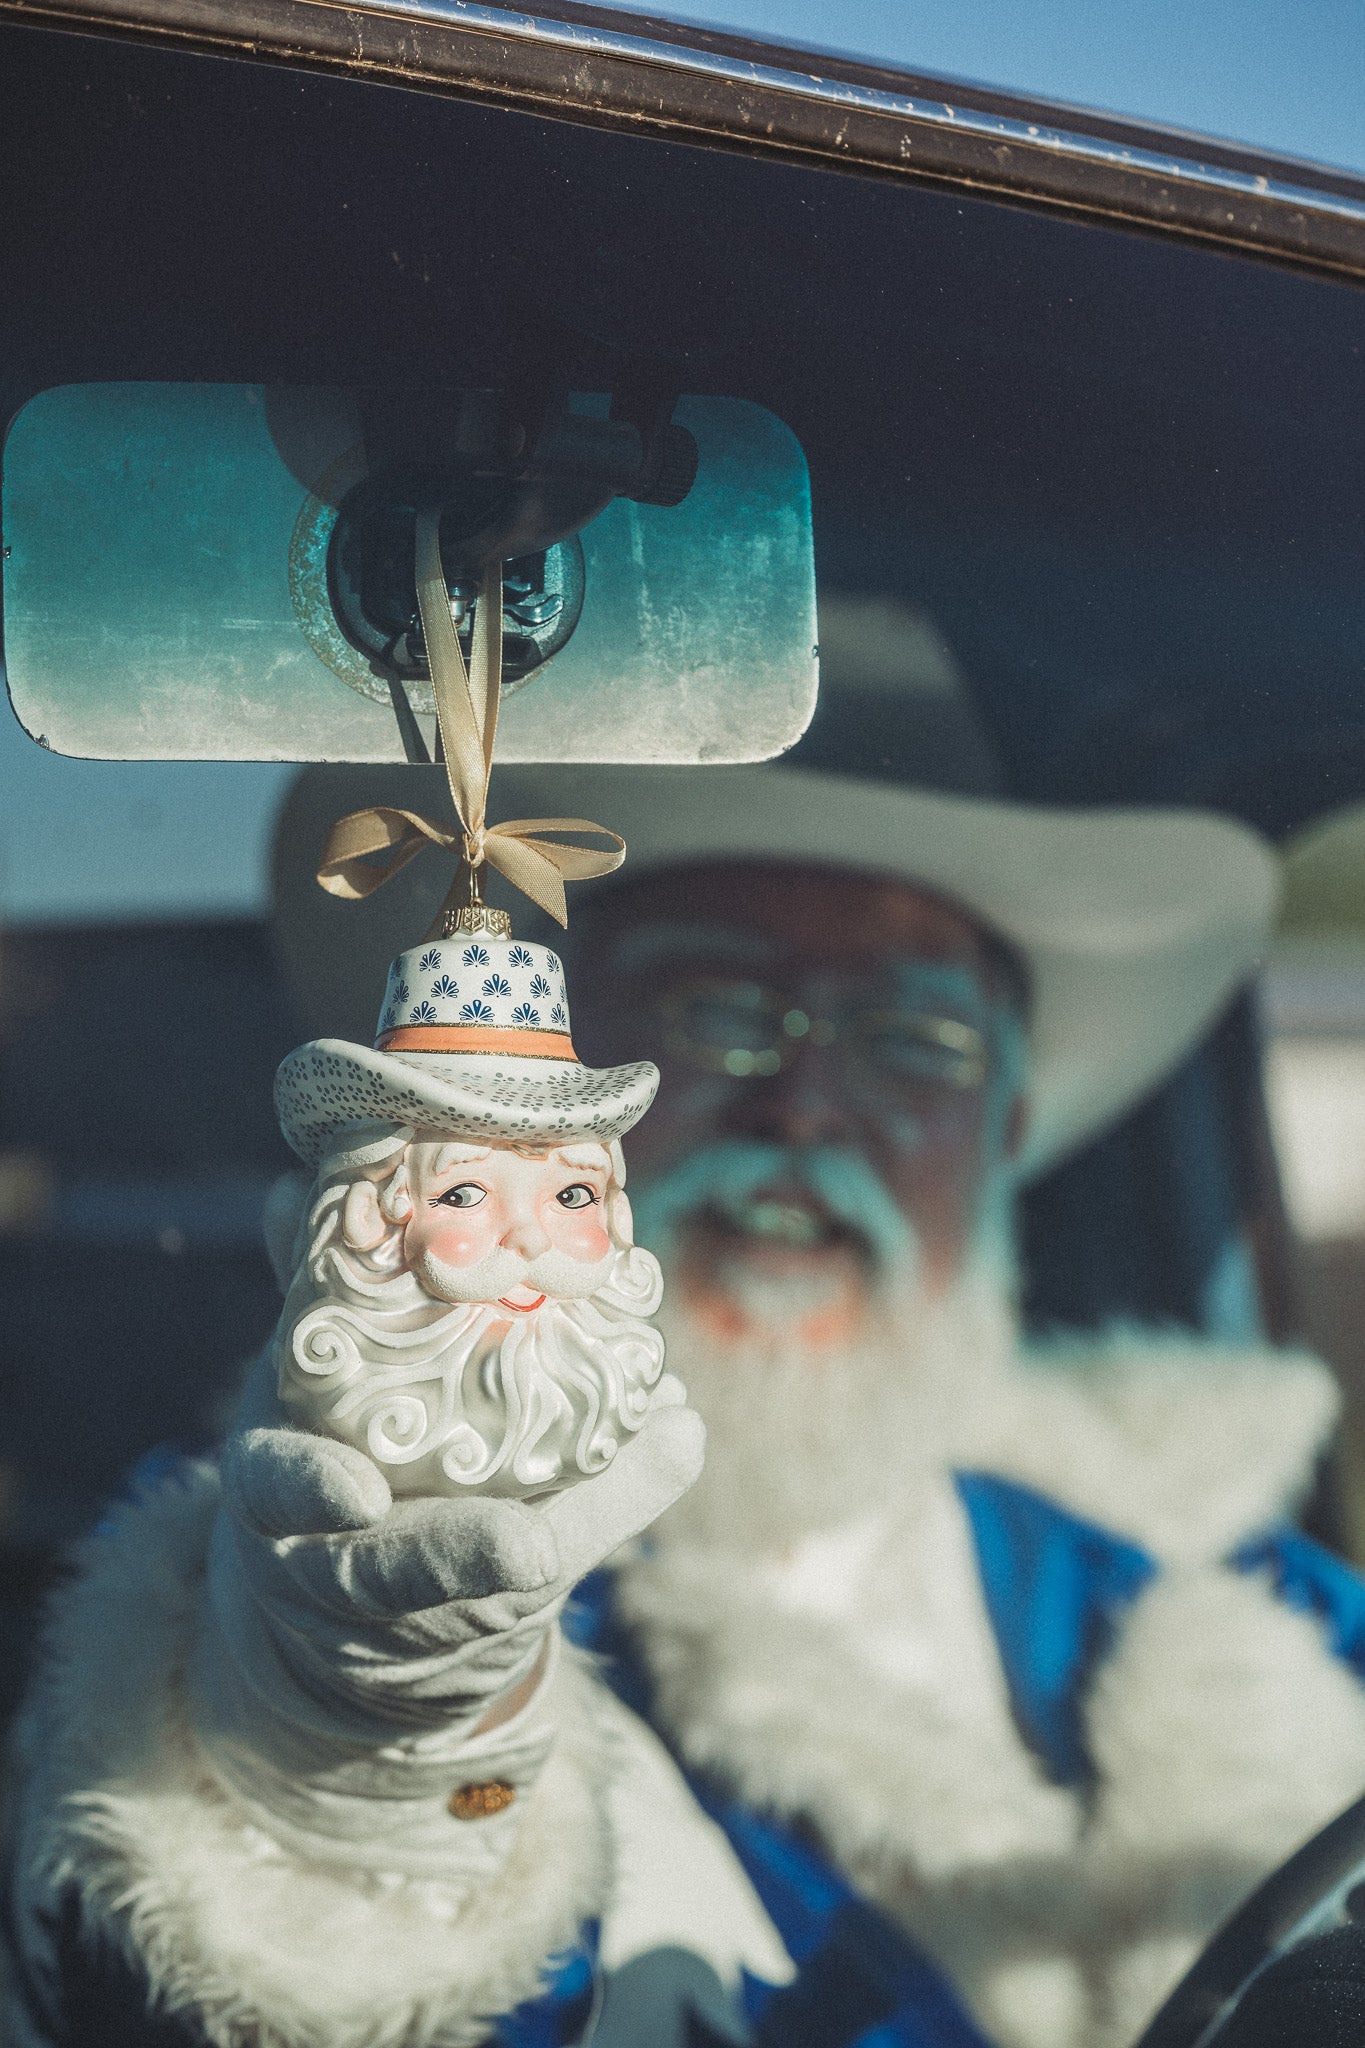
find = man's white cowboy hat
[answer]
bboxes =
[482,763,1280,1180]
[275,923,657,1166]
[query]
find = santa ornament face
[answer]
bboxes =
[274,917,668,1500]
[401,1138,617,1308]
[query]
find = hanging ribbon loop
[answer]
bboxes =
[317,509,624,928]
[317,806,460,900]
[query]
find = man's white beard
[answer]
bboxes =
[650,1251,1015,1553]
[277,1189,666,1500]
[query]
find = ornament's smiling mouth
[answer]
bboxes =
[498,1287,548,1312]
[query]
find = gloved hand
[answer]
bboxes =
[191,1348,703,1883]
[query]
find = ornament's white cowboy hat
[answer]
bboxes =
[478,763,1280,1180]
[275,918,658,1166]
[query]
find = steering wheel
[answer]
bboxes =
[1133,1790,1365,2046]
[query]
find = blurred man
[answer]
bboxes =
[552,766,1365,2047]
[10,764,1365,2048]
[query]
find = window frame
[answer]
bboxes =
[4,0,1365,281]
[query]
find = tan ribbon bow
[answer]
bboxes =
[317,508,624,928]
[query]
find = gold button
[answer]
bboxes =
[448,1780,516,1821]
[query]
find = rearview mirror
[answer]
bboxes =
[2,382,815,763]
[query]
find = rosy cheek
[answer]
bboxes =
[404,1208,495,1269]
[549,1207,611,1262]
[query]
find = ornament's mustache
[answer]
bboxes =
[414,1242,616,1304]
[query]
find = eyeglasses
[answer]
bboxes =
[657,977,991,1092]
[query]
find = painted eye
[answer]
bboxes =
[556,1183,597,1209]
[432,1183,487,1209]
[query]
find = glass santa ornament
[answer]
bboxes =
[273,900,665,1501]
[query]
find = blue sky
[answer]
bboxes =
[4,0,1363,925]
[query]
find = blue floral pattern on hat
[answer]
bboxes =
[374,934,575,1044]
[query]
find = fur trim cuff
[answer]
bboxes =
[8,1466,612,2048]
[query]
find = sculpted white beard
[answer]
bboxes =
[650,1251,1016,1552]
[278,1183,667,1500]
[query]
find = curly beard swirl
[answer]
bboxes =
[278,1219,667,1501]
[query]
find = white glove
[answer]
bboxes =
[191,1349,703,1886]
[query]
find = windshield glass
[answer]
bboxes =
[4,22,1365,838]
[11,28,1365,2046]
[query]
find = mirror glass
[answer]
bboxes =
[2,384,814,761]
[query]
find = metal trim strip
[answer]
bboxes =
[360,0,1365,226]
[4,0,1365,276]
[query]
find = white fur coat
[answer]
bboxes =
[617,1329,1365,2048]
[7,1331,1365,2048]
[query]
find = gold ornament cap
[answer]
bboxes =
[441,901,513,940]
